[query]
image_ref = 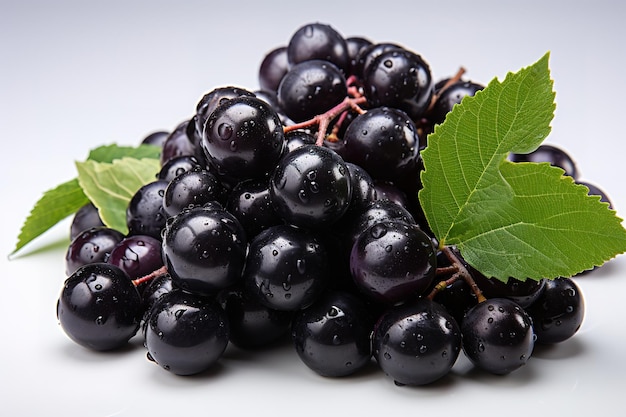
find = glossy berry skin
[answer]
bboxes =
[461,298,535,375]
[195,86,256,139]
[286,23,349,73]
[107,234,163,280]
[277,59,347,123]
[157,155,203,182]
[144,289,229,376]
[126,180,169,241]
[353,42,403,81]
[218,286,293,349]
[70,202,104,241]
[202,96,285,181]
[259,46,289,93]
[243,224,329,311]
[225,178,282,238]
[341,198,415,249]
[161,204,247,295]
[372,299,462,386]
[160,120,196,166]
[345,162,378,213]
[57,263,142,351]
[342,107,421,182]
[430,80,484,125]
[284,130,316,153]
[141,130,170,148]
[350,220,436,304]
[363,49,434,121]
[292,291,374,377]
[526,277,584,344]
[509,144,579,179]
[140,273,173,324]
[65,226,125,276]
[270,145,352,229]
[162,167,224,217]
[345,36,373,76]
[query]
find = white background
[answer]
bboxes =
[2,1,625,416]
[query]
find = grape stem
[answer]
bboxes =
[283,96,367,146]
[427,246,486,303]
[425,67,466,113]
[132,265,168,287]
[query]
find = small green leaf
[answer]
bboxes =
[419,52,626,280]
[11,179,90,256]
[76,157,161,234]
[11,143,161,257]
[88,143,161,163]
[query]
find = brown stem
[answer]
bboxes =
[283,96,368,146]
[426,272,461,300]
[132,265,168,287]
[426,66,467,113]
[441,246,486,303]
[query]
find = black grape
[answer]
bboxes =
[144,289,229,375]
[461,298,535,375]
[126,180,169,240]
[157,155,203,182]
[69,202,105,241]
[277,59,347,123]
[342,107,421,182]
[526,277,584,344]
[57,263,142,351]
[286,22,350,74]
[372,298,462,386]
[225,178,282,239]
[509,144,579,179]
[269,145,352,228]
[291,290,374,377]
[65,226,125,276]
[107,234,163,281]
[162,167,224,217]
[258,46,289,93]
[363,49,434,121]
[429,80,484,125]
[349,220,436,304]
[242,224,329,311]
[161,203,247,295]
[202,96,285,181]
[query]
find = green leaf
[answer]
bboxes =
[11,179,90,256]
[88,143,161,163]
[11,143,161,256]
[76,157,161,234]
[419,52,626,281]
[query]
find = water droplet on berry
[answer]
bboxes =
[298,189,308,203]
[370,223,387,238]
[218,123,233,140]
[297,259,306,274]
